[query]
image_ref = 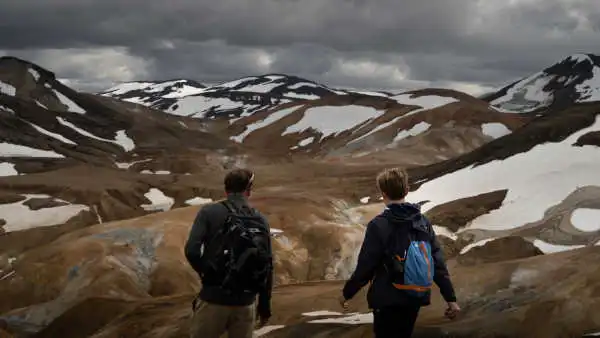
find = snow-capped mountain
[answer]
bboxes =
[102,74,524,159]
[485,53,600,113]
[101,74,391,120]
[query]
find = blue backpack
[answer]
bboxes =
[385,224,435,299]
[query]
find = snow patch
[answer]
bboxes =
[308,312,373,325]
[52,89,86,114]
[0,80,16,96]
[460,238,497,255]
[490,72,554,112]
[570,208,600,232]
[298,136,314,147]
[302,311,345,317]
[284,92,321,100]
[433,226,458,241]
[114,130,136,152]
[482,122,512,139]
[57,117,134,151]
[140,170,171,175]
[288,82,318,90]
[28,68,40,81]
[0,104,14,113]
[185,197,213,205]
[360,196,370,204]
[140,188,174,212]
[0,142,64,158]
[0,194,89,232]
[408,115,600,232]
[0,162,19,176]
[231,106,301,142]
[28,122,77,145]
[283,105,384,138]
[392,94,459,118]
[270,228,284,235]
[254,325,286,337]
[576,65,600,103]
[393,121,431,142]
[532,239,586,254]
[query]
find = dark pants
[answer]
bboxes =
[373,304,421,338]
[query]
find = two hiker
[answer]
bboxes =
[185,167,459,338]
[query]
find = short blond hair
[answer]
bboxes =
[376,167,409,200]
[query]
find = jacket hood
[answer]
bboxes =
[383,202,429,233]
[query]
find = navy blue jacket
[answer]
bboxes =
[342,202,456,309]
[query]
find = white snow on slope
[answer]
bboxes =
[349,95,457,144]
[114,130,136,152]
[433,226,458,241]
[241,81,284,93]
[103,82,155,95]
[393,121,431,142]
[0,194,89,232]
[140,188,174,212]
[460,237,497,255]
[576,65,600,103]
[254,325,286,337]
[283,105,384,138]
[140,170,171,175]
[392,94,459,118]
[162,85,206,98]
[0,162,19,176]
[482,122,512,139]
[532,239,586,254]
[0,80,16,96]
[185,197,213,205]
[298,136,314,146]
[284,92,321,100]
[490,72,554,112]
[28,68,40,81]
[303,311,344,317]
[166,96,252,118]
[27,122,77,145]
[407,114,600,233]
[231,105,301,142]
[56,117,134,151]
[0,142,64,158]
[52,89,86,114]
[288,82,318,90]
[308,312,373,324]
[35,101,47,109]
[570,208,600,232]
[0,104,14,113]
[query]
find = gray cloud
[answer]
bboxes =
[1,0,599,95]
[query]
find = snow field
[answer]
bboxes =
[0,142,64,158]
[481,122,512,139]
[140,188,174,212]
[570,208,600,232]
[407,115,600,234]
[0,194,89,232]
[0,162,19,176]
[56,117,135,151]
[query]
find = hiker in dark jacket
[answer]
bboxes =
[340,167,460,338]
[185,168,273,338]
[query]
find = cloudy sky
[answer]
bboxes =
[1,0,599,95]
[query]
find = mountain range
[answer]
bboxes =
[1,53,600,338]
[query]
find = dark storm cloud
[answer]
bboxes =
[1,0,599,94]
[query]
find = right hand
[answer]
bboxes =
[444,302,461,320]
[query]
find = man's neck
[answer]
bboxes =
[387,199,405,205]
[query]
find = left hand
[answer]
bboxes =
[338,295,350,312]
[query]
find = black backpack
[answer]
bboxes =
[201,200,272,294]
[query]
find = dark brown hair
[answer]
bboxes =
[224,168,255,193]
[376,167,409,200]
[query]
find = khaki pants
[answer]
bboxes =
[190,299,255,338]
